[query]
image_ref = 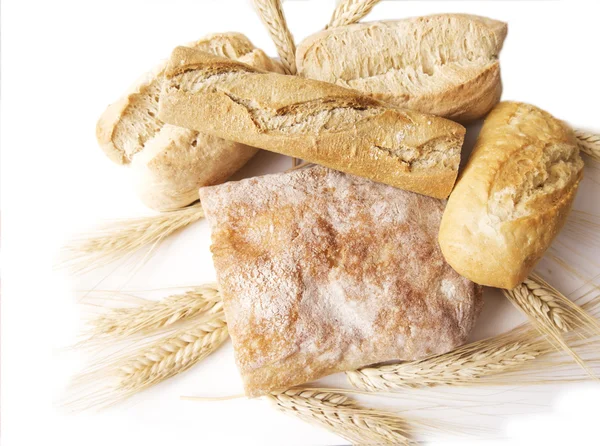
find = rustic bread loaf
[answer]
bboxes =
[200,166,483,397]
[158,47,466,199]
[296,14,507,122]
[96,33,284,211]
[439,102,584,289]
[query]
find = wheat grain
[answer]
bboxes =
[328,0,381,28]
[88,285,222,338]
[60,203,204,274]
[574,129,600,161]
[117,313,228,394]
[253,0,296,74]
[347,326,549,391]
[268,388,414,445]
[503,274,600,375]
[67,312,228,410]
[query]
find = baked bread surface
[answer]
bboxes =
[296,14,507,122]
[96,33,284,211]
[159,46,466,199]
[200,166,483,396]
[439,102,584,289]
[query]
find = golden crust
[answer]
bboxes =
[295,14,507,122]
[200,166,483,397]
[438,101,584,289]
[159,47,466,199]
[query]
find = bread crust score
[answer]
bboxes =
[200,166,483,396]
[96,33,284,211]
[295,14,507,122]
[439,102,584,289]
[158,46,466,199]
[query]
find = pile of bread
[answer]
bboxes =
[96,14,584,396]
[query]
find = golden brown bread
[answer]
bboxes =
[296,14,507,122]
[200,166,483,397]
[96,33,284,211]
[438,102,584,289]
[158,46,467,199]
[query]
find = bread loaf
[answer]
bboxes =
[96,33,284,211]
[296,14,507,122]
[200,165,482,396]
[158,46,466,199]
[438,102,584,289]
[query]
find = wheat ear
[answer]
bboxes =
[60,203,204,274]
[328,0,381,28]
[268,388,414,445]
[253,0,296,75]
[503,274,600,375]
[68,312,228,410]
[574,129,600,161]
[87,285,222,338]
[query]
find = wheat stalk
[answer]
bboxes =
[328,0,381,28]
[574,129,600,161]
[503,274,600,374]
[87,285,222,338]
[268,388,414,445]
[60,203,204,274]
[253,0,296,75]
[67,312,228,410]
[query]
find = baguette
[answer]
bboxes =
[438,102,584,289]
[158,47,466,199]
[96,33,284,211]
[296,14,507,122]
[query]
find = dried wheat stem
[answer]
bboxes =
[268,388,414,445]
[347,327,549,392]
[117,313,228,395]
[61,203,204,274]
[253,0,296,74]
[89,285,222,337]
[328,0,381,28]
[574,129,600,161]
[503,274,600,375]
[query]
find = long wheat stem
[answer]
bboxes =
[268,388,414,445]
[253,0,297,74]
[88,285,222,337]
[60,203,204,274]
[328,0,381,28]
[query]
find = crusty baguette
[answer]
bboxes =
[296,14,507,122]
[438,102,584,289]
[158,46,466,199]
[96,33,284,211]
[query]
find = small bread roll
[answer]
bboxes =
[296,14,507,122]
[96,33,284,211]
[438,102,584,289]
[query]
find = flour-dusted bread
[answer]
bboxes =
[439,102,584,289]
[200,166,483,397]
[296,14,507,122]
[159,47,466,199]
[96,33,284,211]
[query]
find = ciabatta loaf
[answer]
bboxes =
[158,47,466,199]
[296,14,507,122]
[200,166,482,397]
[96,33,284,211]
[439,102,584,289]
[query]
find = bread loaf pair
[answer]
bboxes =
[158,46,466,199]
[439,102,584,289]
[96,33,284,211]
[296,14,507,122]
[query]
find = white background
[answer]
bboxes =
[2,0,600,444]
